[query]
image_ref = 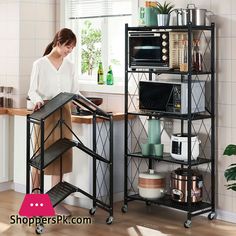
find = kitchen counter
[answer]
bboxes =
[0,108,127,124]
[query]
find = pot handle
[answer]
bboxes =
[187,3,196,9]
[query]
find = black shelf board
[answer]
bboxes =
[46,181,78,207]
[128,25,214,31]
[127,152,211,166]
[29,92,75,121]
[127,194,212,213]
[127,111,212,120]
[29,138,77,170]
[127,69,212,75]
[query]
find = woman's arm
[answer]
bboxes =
[28,61,44,109]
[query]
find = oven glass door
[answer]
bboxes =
[129,36,162,67]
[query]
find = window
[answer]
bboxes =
[65,0,133,83]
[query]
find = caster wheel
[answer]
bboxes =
[146,201,151,206]
[184,220,192,228]
[35,224,44,234]
[106,216,113,225]
[121,205,128,213]
[89,207,96,216]
[208,211,216,220]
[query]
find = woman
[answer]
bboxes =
[28,28,79,216]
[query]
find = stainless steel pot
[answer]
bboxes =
[171,168,203,203]
[175,4,209,26]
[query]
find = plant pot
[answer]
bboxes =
[157,14,170,26]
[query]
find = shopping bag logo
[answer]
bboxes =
[19,194,55,217]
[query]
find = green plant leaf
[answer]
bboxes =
[156,1,174,14]
[224,166,236,181]
[225,183,236,191]
[223,144,236,156]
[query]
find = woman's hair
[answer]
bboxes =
[43,28,77,56]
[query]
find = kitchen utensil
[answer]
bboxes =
[171,168,203,203]
[138,169,165,199]
[141,143,153,156]
[154,144,164,157]
[148,118,161,144]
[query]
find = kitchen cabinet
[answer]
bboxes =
[0,114,12,184]
[122,23,215,228]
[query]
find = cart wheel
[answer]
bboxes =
[208,211,216,220]
[89,207,96,216]
[121,205,128,213]
[106,216,113,225]
[146,201,151,206]
[184,220,192,228]
[35,224,44,234]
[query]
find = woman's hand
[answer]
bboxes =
[34,102,43,111]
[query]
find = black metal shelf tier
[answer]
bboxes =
[127,69,212,75]
[29,93,75,121]
[128,24,214,31]
[127,111,212,120]
[127,194,212,214]
[29,138,77,170]
[127,152,211,166]
[46,181,78,207]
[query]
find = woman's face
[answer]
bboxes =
[57,42,75,57]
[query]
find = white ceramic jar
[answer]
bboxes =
[138,169,165,199]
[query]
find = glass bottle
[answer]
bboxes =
[106,65,114,85]
[97,62,104,85]
[192,40,203,72]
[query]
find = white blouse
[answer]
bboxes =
[28,56,80,105]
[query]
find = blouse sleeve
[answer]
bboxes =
[71,64,82,96]
[28,61,44,105]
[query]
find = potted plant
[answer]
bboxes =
[156,1,175,26]
[223,145,236,191]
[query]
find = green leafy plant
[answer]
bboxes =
[223,144,236,191]
[81,20,102,75]
[156,1,174,14]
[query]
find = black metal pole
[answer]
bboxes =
[109,116,114,217]
[92,114,97,209]
[187,21,193,222]
[40,120,45,193]
[60,107,63,182]
[26,116,31,194]
[124,23,129,205]
[211,23,215,213]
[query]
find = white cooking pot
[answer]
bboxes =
[170,133,201,161]
[138,169,165,199]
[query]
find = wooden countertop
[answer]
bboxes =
[0,108,131,124]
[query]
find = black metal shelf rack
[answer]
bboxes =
[122,23,215,228]
[26,92,114,226]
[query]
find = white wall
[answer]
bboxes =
[0,0,56,108]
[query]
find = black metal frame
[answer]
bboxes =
[26,93,114,223]
[123,23,215,227]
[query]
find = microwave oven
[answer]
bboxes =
[139,80,205,114]
[129,31,188,69]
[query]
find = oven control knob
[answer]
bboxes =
[162,55,168,61]
[162,41,167,47]
[162,34,167,39]
[162,48,167,54]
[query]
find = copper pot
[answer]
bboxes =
[170,168,203,203]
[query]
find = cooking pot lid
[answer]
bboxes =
[139,169,164,179]
[173,168,200,177]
